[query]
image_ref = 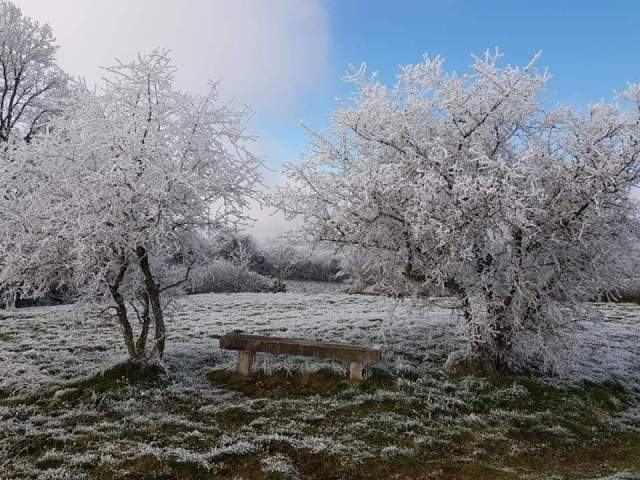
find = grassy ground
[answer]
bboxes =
[1,292,640,479]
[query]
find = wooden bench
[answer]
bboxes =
[219,334,382,381]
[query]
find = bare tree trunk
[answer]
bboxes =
[136,246,165,358]
[491,311,513,372]
[107,263,137,360]
[135,291,151,359]
[5,289,16,311]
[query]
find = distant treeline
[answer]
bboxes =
[185,234,344,295]
[215,235,342,282]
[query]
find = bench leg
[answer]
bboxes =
[349,361,364,381]
[237,351,254,376]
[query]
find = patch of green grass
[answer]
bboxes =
[72,361,165,390]
[0,332,15,342]
[470,374,632,419]
[208,367,395,398]
[1,360,166,409]
[214,406,256,428]
[5,361,640,480]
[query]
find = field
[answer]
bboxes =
[1,286,640,479]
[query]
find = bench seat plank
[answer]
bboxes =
[219,334,382,365]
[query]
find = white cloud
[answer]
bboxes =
[15,0,330,112]
[240,134,304,239]
[242,199,296,239]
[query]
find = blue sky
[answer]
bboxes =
[260,0,640,172]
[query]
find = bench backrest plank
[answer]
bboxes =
[219,334,382,364]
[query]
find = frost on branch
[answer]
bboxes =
[276,49,640,371]
[0,50,262,362]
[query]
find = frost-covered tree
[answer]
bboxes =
[264,240,297,291]
[0,51,262,362]
[0,0,67,144]
[276,50,640,370]
[0,1,69,309]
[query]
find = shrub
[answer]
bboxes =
[187,259,273,294]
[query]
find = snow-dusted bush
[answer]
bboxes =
[263,240,298,287]
[208,233,343,283]
[187,259,273,294]
[276,49,640,370]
